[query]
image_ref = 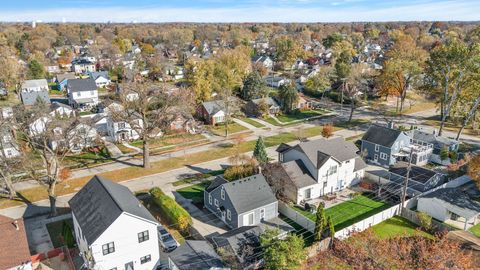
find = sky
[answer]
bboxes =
[1,0,479,23]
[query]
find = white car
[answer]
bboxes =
[158,226,179,252]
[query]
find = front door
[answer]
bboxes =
[125,262,134,270]
[374,154,379,162]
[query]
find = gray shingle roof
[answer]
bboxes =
[56,73,76,83]
[201,100,226,115]
[219,174,277,214]
[21,79,48,89]
[281,160,317,188]
[20,90,50,106]
[421,188,480,219]
[168,240,225,270]
[291,137,359,168]
[251,97,279,107]
[354,157,367,172]
[67,78,97,92]
[88,71,110,80]
[68,175,157,244]
[362,124,404,147]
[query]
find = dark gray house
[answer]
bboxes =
[204,174,278,229]
[361,124,432,167]
[379,162,444,201]
[167,240,228,270]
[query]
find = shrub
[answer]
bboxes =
[224,164,256,181]
[322,124,334,138]
[417,211,433,232]
[149,187,192,232]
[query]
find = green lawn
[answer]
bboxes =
[46,218,75,248]
[209,122,249,136]
[293,193,391,231]
[279,215,315,246]
[63,147,112,168]
[371,216,433,239]
[176,181,211,204]
[130,133,206,149]
[469,223,480,237]
[237,117,265,128]
[173,170,225,186]
[49,89,64,96]
[276,110,327,123]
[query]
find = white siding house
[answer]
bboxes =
[69,176,160,270]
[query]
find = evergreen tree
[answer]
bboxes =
[253,136,268,164]
[314,203,327,241]
[241,71,267,100]
[327,216,335,239]
[278,83,298,113]
[27,59,45,79]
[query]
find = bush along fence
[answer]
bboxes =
[149,187,192,233]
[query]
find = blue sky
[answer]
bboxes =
[1,0,479,22]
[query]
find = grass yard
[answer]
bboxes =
[333,118,369,129]
[130,133,206,149]
[279,215,315,247]
[371,216,433,239]
[176,181,211,204]
[237,117,265,128]
[469,223,480,238]
[264,117,283,126]
[276,109,327,123]
[63,147,112,168]
[209,122,248,136]
[424,117,480,137]
[173,170,224,186]
[293,193,391,231]
[46,218,75,248]
[49,89,64,96]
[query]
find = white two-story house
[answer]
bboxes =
[274,137,366,205]
[69,176,160,270]
[67,78,99,110]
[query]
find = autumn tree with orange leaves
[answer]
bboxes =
[468,154,480,189]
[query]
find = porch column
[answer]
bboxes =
[464,217,469,231]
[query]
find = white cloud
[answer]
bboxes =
[0,1,478,22]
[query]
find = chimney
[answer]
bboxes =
[258,166,262,175]
[13,220,19,231]
[387,121,394,129]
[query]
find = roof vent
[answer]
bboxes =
[13,220,19,231]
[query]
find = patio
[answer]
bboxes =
[302,188,359,209]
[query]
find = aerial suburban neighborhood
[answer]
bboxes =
[1,1,480,270]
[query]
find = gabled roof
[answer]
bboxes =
[50,101,73,111]
[56,73,76,83]
[68,175,157,244]
[0,215,31,269]
[210,174,277,214]
[168,240,225,270]
[205,177,228,193]
[20,91,50,106]
[201,100,226,116]
[389,161,438,184]
[410,129,458,149]
[21,79,48,89]
[250,97,279,107]
[289,137,359,168]
[280,160,317,188]
[88,71,110,80]
[362,124,405,147]
[276,143,291,153]
[67,78,97,92]
[421,188,480,219]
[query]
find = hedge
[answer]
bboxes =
[149,187,192,233]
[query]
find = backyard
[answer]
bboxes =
[293,193,391,230]
[371,216,433,239]
[469,223,480,238]
[46,218,75,248]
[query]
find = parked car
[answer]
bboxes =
[158,226,179,252]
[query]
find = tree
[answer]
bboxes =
[241,71,267,100]
[423,39,472,136]
[384,34,427,113]
[322,33,343,48]
[274,36,306,69]
[278,83,299,114]
[327,216,335,239]
[314,203,327,241]
[15,103,86,216]
[253,136,268,164]
[0,45,23,89]
[0,120,19,199]
[260,229,306,270]
[116,81,190,169]
[344,63,372,122]
[185,58,215,102]
[468,154,480,189]
[27,59,45,79]
[416,212,433,232]
[312,230,475,270]
[439,146,449,161]
[334,50,352,112]
[304,67,332,98]
[322,124,334,138]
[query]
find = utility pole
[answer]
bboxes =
[400,150,413,215]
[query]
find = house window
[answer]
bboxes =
[214,199,219,207]
[380,153,388,160]
[118,122,126,129]
[138,230,149,243]
[375,144,379,152]
[244,212,254,225]
[221,188,225,200]
[260,208,265,220]
[227,209,231,220]
[76,92,81,97]
[102,242,115,255]
[140,255,151,264]
[209,194,212,205]
[374,154,378,161]
[90,91,94,96]
[328,165,337,175]
[6,150,12,156]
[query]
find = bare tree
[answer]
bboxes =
[0,119,20,199]
[15,103,88,216]
[116,81,192,168]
